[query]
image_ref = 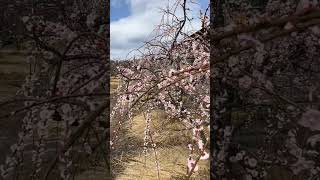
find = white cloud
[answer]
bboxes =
[110,0,207,60]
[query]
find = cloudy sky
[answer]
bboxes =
[110,0,209,60]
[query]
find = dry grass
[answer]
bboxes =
[75,166,110,180]
[0,52,28,101]
[113,110,210,180]
[0,53,28,73]
[129,111,193,147]
[115,146,209,180]
[111,77,121,94]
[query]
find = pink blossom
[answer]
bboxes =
[198,140,204,150]
[200,151,209,160]
[187,157,199,173]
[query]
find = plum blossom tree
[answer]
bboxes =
[211,0,320,179]
[0,0,109,179]
[110,0,210,178]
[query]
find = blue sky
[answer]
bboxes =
[110,0,209,60]
[111,0,131,21]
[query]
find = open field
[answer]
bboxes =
[113,111,209,179]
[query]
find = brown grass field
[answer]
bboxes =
[110,78,210,180]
